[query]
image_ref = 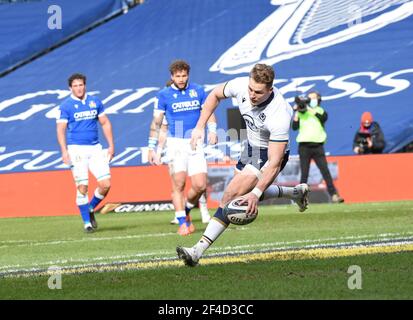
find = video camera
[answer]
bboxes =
[294,95,310,112]
[356,132,371,154]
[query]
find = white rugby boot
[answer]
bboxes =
[293,183,310,212]
[176,246,199,267]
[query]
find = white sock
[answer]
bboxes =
[185,201,195,210]
[262,185,298,200]
[199,193,207,204]
[94,188,105,199]
[175,210,186,219]
[198,194,208,214]
[194,219,227,256]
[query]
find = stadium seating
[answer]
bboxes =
[0,0,126,75]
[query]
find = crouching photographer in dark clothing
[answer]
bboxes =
[292,91,344,204]
[353,112,386,155]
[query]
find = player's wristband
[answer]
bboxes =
[251,187,263,199]
[148,137,158,150]
[207,122,217,134]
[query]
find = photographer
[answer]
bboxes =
[292,91,344,203]
[353,112,385,154]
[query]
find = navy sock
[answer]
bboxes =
[185,206,193,226]
[213,207,230,225]
[185,205,192,215]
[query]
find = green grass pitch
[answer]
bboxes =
[0,201,412,299]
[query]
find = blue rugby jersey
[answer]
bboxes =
[56,94,105,145]
[154,83,206,138]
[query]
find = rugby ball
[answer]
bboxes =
[223,198,257,225]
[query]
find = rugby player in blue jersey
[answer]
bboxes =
[56,73,114,233]
[151,118,211,225]
[147,60,217,236]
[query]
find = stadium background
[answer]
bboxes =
[0,0,413,303]
[0,0,412,216]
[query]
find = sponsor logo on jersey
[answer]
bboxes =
[74,109,98,121]
[171,100,201,112]
[243,114,259,132]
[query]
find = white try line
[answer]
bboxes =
[1,232,413,274]
[3,237,413,278]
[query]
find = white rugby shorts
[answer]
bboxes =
[67,144,111,186]
[166,137,207,176]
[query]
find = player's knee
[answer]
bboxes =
[192,182,206,195]
[77,185,88,195]
[174,181,185,193]
[221,189,238,206]
[98,180,111,194]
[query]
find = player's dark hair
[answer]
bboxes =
[250,64,274,88]
[169,60,190,75]
[68,73,87,87]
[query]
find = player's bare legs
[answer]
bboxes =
[220,170,257,207]
[177,168,257,266]
[171,171,186,211]
[177,168,310,266]
[186,172,210,223]
[186,172,206,205]
[88,178,111,230]
[97,179,111,196]
[171,171,195,235]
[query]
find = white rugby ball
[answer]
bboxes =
[223,198,257,225]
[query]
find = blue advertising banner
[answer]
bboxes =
[0,0,412,173]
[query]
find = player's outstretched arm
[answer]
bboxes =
[191,84,226,149]
[241,142,287,215]
[56,122,70,165]
[99,115,115,161]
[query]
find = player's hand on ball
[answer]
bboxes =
[239,192,259,216]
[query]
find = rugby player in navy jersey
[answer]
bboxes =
[56,73,114,233]
[147,60,217,236]
[177,64,309,266]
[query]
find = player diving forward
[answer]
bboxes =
[177,63,309,266]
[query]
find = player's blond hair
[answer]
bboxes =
[250,64,274,88]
